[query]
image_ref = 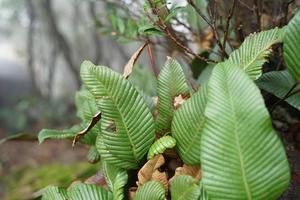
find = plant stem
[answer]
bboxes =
[271,82,300,112]
[222,0,236,55]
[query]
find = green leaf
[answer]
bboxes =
[38,124,83,144]
[38,122,98,145]
[284,9,300,81]
[156,58,190,134]
[117,18,125,34]
[80,61,155,169]
[42,184,112,200]
[75,89,100,123]
[172,84,207,165]
[147,135,176,159]
[170,175,200,200]
[201,63,290,199]
[41,186,68,200]
[138,25,164,36]
[197,65,214,85]
[87,146,101,163]
[134,181,165,200]
[256,70,300,110]
[165,7,185,22]
[103,162,128,200]
[227,27,284,80]
[68,183,112,200]
[39,89,101,145]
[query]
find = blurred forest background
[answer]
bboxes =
[1,0,300,199]
[0,0,160,199]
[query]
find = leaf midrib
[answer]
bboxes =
[94,73,139,164]
[242,35,278,72]
[177,184,198,200]
[182,116,205,163]
[224,71,252,200]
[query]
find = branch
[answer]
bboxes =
[271,82,300,112]
[189,0,228,58]
[253,0,261,31]
[163,25,217,63]
[222,0,236,53]
[209,2,228,58]
[187,0,212,26]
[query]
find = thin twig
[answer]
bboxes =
[286,88,300,99]
[188,0,227,58]
[187,0,212,26]
[147,43,159,76]
[238,0,253,11]
[163,26,217,63]
[284,0,295,25]
[222,0,236,55]
[210,1,228,58]
[253,0,261,31]
[270,82,300,112]
[146,0,217,63]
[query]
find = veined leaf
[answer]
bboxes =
[81,61,155,169]
[147,135,176,160]
[38,124,81,144]
[87,146,101,163]
[38,123,98,145]
[42,184,112,200]
[134,181,165,200]
[68,183,112,200]
[172,84,207,165]
[103,162,128,200]
[41,186,68,200]
[156,58,190,134]
[256,70,300,110]
[201,63,290,199]
[170,175,200,200]
[227,27,284,80]
[75,89,100,123]
[39,89,101,145]
[284,9,300,81]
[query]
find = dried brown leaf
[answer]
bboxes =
[84,171,107,188]
[170,164,201,183]
[151,170,168,189]
[72,112,101,146]
[123,42,149,79]
[173,94,189,109]
[137,155,165,187]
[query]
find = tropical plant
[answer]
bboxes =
[37,1,300,200]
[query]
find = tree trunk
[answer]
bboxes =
[42,0,81,88]
[89,1,103,64]
[26,0,41,96]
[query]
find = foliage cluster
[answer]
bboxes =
[37,1,300,199]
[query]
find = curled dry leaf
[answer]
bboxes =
[84,171,107,188]
[170,164,201,183]
[72,112,101,146]
[152,170,168,189]
[123,42,149,79]
[137,155,167,189]
[173,94,189,109]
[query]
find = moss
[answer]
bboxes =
[2,162,99,200]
